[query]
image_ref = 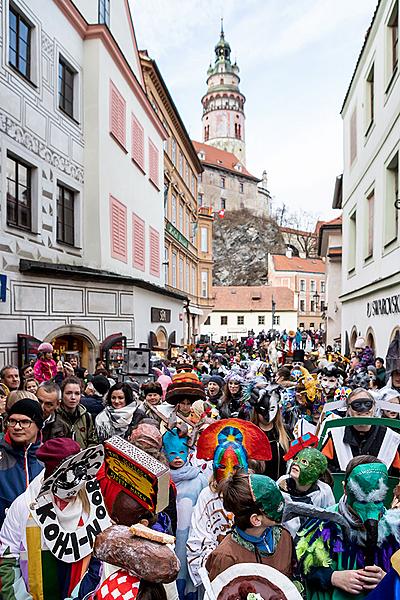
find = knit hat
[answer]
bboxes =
[36,438,81,478]
[92,374,110,396]
[8,398,44,429]
[130,423,162,452]
[208,375,225,389]
[367,365,377,376]
[37,342,53,354]
[165,372,206,405]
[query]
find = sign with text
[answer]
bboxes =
[165,221,189,249]
[367,293,400,317]
[151,307,171,323]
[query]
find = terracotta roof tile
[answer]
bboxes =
[271,254,325,274]
[192,141,258,180]
[211,286,295,311]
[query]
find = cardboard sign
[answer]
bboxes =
[104,436,170,513]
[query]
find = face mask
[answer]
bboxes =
[334,386,352,403]
[320,375,338,394]
[254,388,278,422]
[214,444,247,482]
[162,428,189,463]
[346,463,388,523]
[291,369,302,381]
[249,474,284,523]
[291,447,328,486]
[349,399,374,414]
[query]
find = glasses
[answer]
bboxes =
[7,418,34,429]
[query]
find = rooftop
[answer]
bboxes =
[271,254,325,274]
[211,285,295,311]
[192,141,259,181]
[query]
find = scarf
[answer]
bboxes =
[233,525,281,557]
[96,403,138,442]
[170,462,202,484]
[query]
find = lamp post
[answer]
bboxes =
[313,291,320,312]
[271,295,276,330]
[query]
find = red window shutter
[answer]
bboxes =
[109,81,126,148]
[132,115,145,171]
[132,213,145,271]
[148,139,159,188]
[110,195,127,262]
[149,226,160,277]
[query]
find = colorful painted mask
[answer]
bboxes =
[213,426,248,482]
[162,428,189,464]
[319,375,339,396]
[249,474,285,523]
[334,386,352,403]
[291,447,328,487]
[346,463,388,523]
[291,369,302,382]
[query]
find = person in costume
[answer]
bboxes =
[294,367,325,438]
[320,387,400,475]
[206,375,225,407]
[318,365,345,402]
[278,435,335,537]
[162,428,209,600]
[186,418,272,588]
[219,373,245,418]
[296,455,400,599]
[95,382,144,443]
[205,470,292,581]
[249,384,291,480]
[160,372,207,428]
[33,342,57,384]
[0,438,110,600]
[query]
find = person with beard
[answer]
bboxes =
[249,384,291,480]
[296,455,400,599]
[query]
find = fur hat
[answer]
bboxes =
[165,372,206,405]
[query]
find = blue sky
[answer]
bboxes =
[132,0,378,219]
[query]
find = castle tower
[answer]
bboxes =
[201,21,246,164]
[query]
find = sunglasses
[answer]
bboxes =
[349,399,374,413]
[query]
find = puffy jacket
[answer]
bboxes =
[0,433,43,528]
[33,358,57,383]
[43,404,98,449]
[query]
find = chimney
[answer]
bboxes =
[286,246,293,258]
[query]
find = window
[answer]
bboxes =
[385,152,399,246]
[198,173,203,183]
[201,271,208,298]
[310,322,315,328]
[198,193,203,207]
[185,210,190,238]
[221,316,228,325]
[350,107,357,165]
[220,176,225,189]
[310,280,316,292]
[179,152,183,176]
[9,6,31,79]
[204,316,210,326]
[171,194,177,225]
[365,190,374,259]
[388,1,399,79]
[149,139,159,188]
[300,300,305,312]
[172,252,177,287]
[201,227,208,252]
[237,316,244,325]
[366,63,374,131]
[110,195,127,262]
[191,172,195,195]
[191,265,196,295]
[149,227,160,277]
[258,316,265,325]
[186,260,190,292]
[58,58,75,118]
[98,0,110,26]
[171,138,177,165]
[300,279,306,292]
[132,115,145,171]
[321,281,325,293]
[163,182,168,212]
[110,81,126,148]
[348,209,357,272]
[239,182,244,194]
[164,247,168,283]
[299,322,305,328]
[57,183,75,246]
[179,257,184,289]
[132,213,145,271]
[179,202,184,232]
[221,198,226,210]
[6,154,31,231]
[273,315,280,326]
[310,300,315,313]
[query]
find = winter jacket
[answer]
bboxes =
[33,358,57,383]
[43,404,98,449]
[0,433,43,528]
[80,394,105,418]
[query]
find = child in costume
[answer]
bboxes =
[158,372,207,431]
[162,427,209,600]
[0,438,110,599]
[186,418,272,588]
[33,342,57,383]
[296,455,400,599]
[278,435,335,537]
[205,470,293,582]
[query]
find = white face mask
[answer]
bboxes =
[320,375,338,394]
[268,396,278,422]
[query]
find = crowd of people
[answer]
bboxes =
[0,330,400,599]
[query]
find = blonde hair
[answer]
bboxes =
[6,391,39,410]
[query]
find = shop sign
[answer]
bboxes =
[151,307,171,323]
[166,221,189,249]
[367,293,400,317]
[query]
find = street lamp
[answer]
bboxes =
[313,291,320,312]
[271,295,276,330]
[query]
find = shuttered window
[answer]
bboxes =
[110,195,127,262]
[133,213,145,271]
[109,81,126,148]
[149,226,160,277]
[132,114,145,171]
[148,139,159,188]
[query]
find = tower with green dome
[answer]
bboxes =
[201,21,246,164]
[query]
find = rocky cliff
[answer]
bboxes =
[212,208,285,286]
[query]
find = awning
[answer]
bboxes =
[188,305,204,316]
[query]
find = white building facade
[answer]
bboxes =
[341,0,400,356]
[0,0,185,370]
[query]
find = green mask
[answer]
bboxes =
[346,463,388,523]
[249,474,285,523]
[291,447,328,487]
